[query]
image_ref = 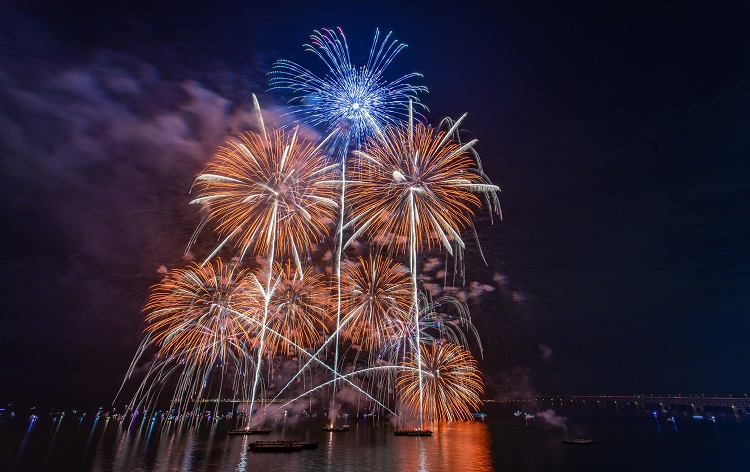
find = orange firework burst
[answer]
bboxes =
[346,117,499,255]
[144,259,257,363]
[340,255,412,352]
[396,342,484,422]
[122,259,260,413]
[251,261,329,357]
[191,123,338,265]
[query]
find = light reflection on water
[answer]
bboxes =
[433,422,492,471]
[11,416,36,469]
[3,406,750,471]
[3,414,493,472]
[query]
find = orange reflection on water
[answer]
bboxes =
[392,420,492,472]
[433,421,492,472]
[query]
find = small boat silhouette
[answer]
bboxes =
[322,424,350,432]
[394,429,433,437]
[562,438,597,445]
[228,427,272,435]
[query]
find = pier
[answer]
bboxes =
[489,395,750,414]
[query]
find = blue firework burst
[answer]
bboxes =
[269,27,427,149]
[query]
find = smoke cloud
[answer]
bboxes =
[536,409,568,431]
[538,344,553,361]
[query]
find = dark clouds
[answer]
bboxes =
[0,9,270,401]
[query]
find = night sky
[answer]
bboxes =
[1,0,749,405]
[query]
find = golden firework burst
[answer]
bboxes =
[346,119,499,255]
[251,261,329,357]
[144,259,257,363]
[191,125,338,266]
[396,342,484,422]
[340,255,412,352]
[123,259,259,413]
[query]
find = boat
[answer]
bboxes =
[228,427,272,435]
[249,440,319,452]
[562,438,598,445]
[297,441,320,450]
[322,424,350,432]
[394,429,433,437]
[472,413,488,418]
[249,442,304,452]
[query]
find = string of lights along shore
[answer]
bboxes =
[119,27,500,433]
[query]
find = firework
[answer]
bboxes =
[122,31,501,429]
[346,117,499,255]
[417,293,481,353]
[270,27,427,148]
[190,114,338,267]
[396,342,483,422]
[123,260,259,414]
[339,255,411,353]
[254,261,329,357]
[385,291,482,359]
[143,260,257,360]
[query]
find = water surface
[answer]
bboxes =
[2,403,748,471]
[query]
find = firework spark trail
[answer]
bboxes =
[332,153,345,418]
[345,104,499,425]
[252,237,275,423]
[267,291,364,403]
[190,95,338,422]
[408,190,424,426]
[272,365,422,415]
[211,306,395,415]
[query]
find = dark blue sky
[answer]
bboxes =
[1,0,749,404]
